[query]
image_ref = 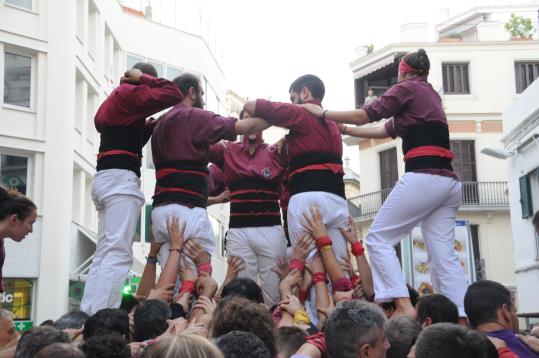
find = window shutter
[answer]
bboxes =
[519,174,533,218]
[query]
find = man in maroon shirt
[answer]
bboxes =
[208,112,288,306]
[243,74,350,320]
[81,63,182,315]
[150,73,269,274]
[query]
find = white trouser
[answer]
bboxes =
[81,169,145,315]
[287,191,350,324]
[287,191,350,261]
[366,172,467,316]
[151,204,216,269]
[226,225,287,307]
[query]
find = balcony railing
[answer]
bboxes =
[435,21,539,42]
[348,181,508,221]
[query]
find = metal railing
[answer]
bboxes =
[348,181,508,220]
[436,21,539,42]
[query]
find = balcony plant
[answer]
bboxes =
[505,13,535,40]
[439,32,462,43]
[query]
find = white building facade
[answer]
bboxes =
[502,77,539,321]
[347,5,539,301]
[0,0,231,325]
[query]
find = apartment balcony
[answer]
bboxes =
[348,181,509,222]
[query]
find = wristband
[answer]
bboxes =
[333,277,353,292]
[312,272,327,285]
[299,289,309,304]
[289,259,305,272]
[306,332,326,355]
[179,280,196,294]
[197,263,213,275]
[321,245,333,252]
[315,236,332,251]
[351,241,365,257]
[321,110,328,120]
[146,256,158,265]
[293,310,311,324]
[169,248,182,254]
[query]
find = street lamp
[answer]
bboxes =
[480,147,514,160]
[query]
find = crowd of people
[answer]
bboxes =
[0,48,539,357]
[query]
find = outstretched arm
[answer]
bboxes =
[343,123,389,139]
[300,104,370,126]
[234,116,271,135]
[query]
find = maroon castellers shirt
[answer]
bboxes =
[151,103,237,165]
[253,99,342,160]
[95,74,182,145]
[362,76,457,180]
[209,136,287,186]
[208,164,225,197]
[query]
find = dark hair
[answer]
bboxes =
[216,330,271,358]
[221,278,264,303]
[173,73,201,96]
[276,327,307,358]
[82,308,129,340]
[239,109,246,119]
[211,296,276,358]
[386,317,422,358]
[464,280,512,328]
[132,62,158,78]
[325,300,387,358]
[533,211,539,228]
[120,294,139,314]
[402,49,430,76]
[417,294,459,325]
[14,326,70,358]
[0,187,36,221]
[134,299,171,342]
[39,320,54,327]
[81,333,131,358]
[415,323,490,358]
[289,74,325,100]
[53,310,90,330]
[35,343,85,358]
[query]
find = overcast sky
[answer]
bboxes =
[124,0,536,172]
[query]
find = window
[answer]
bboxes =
[515,62,539,94]
[125,54,144,71]
[519,174,533,218]
[1,279,34,321]
[451,141,477,181]
[88,2,98,58]
[74,76,84,130]
[379,148,398,191]
[4,52,31,108]
[76,0,85,42]
[0,154,28,194]
[442,63,470,94]
[451,140,478,203]
[166,66,182,81]
[5,0,32,10]
[148,61,163,78]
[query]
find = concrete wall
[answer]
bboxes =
[0,0,232,322]
[503,77,539,314]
